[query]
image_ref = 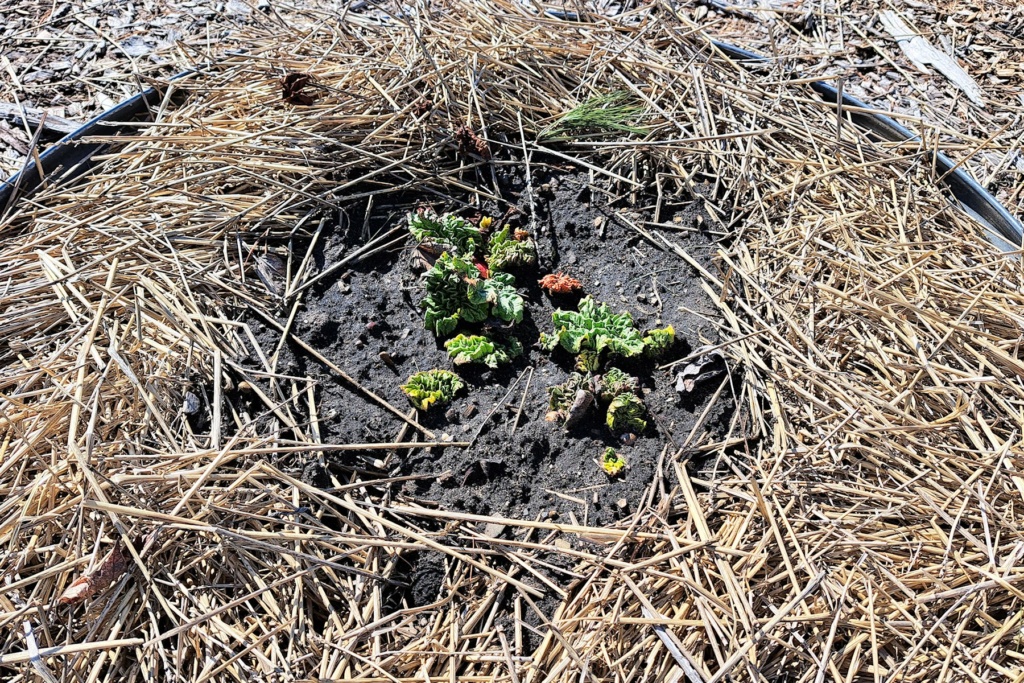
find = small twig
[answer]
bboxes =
[509,367,533,436]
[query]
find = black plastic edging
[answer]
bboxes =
[708,40,1024,252]
[0,69,195,215]
[1,36,1021,252]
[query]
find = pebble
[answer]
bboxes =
[183,391,200,415]
[616,498,629,510]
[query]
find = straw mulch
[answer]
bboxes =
[2,2,1023,681]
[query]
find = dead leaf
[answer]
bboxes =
[57,542,131,606]
[453,125,491,160]
[675,346,727,393]
[281,72,317,106]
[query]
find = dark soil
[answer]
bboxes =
[248,168,731,528]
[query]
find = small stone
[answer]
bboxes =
[441,432,454,442]
[547,509,559,519]
[616,498,629,509]
[445,408,459,422]
[462,404,477,418]
[183,391,200,415]
[372,459,386,469]
[483,523,506,538]
[554,538,572,550]
[379,351,396,369]
[238,381,253,393]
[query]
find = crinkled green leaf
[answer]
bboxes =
[486,226,537,271]
[643,325,675,357]
[489,283,524,323]
[606,393,647,433]
[600,334,646,357]
[423,253,524,335]
[546,296,646,366]
[547,372,588,413]
[408,210,480,257]
[400,369,464,410]
[445,334,522,368]
[601,447,626,476]
[598,367,639,403]
[469,277,524,324]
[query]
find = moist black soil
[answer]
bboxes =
[248,169,731,528]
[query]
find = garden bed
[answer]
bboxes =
[3,2,1023,681]
[250,169,732,527]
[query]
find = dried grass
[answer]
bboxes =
[2,1,1023,681]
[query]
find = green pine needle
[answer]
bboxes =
[543,91,647,139]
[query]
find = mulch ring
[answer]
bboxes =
[2,2,1022,681]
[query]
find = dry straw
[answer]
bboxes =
[2,1,1023,681]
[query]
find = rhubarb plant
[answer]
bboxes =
[606,393,647,434]
[538,272,582,296]
[422,253,524,336]
[400,369,464,410]
[486,226,536,271]
[600,447,626,476]
[643,325,675,357]
[597,367,640,403]
[546,373,592,425]
[445,334,522,368]
[409,209,480,257]
[540,296,647,365]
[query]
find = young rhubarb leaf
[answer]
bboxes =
[597,367,640,403]
[467,272,524,324]
[408,209,480,257]
[600,447,626,477]
[422,253,491,334]
[544,296,646,365]
[400,369,464,410]
[486,226,537,271]
[643,324,675,357]
[538,272,583,296]
[606,393,647,433]
[445,334,522,368]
